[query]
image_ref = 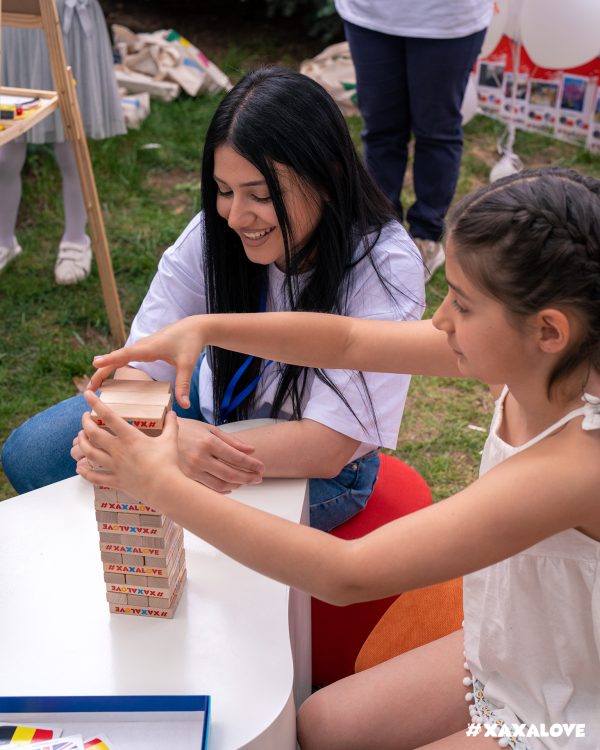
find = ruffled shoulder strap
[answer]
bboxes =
[580,393,600,431]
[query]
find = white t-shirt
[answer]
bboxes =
[334,0,493,39]
[127,213,425,460]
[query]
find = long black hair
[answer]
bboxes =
[201,67,402,424]
[447,166,600,396]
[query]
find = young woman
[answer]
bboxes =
[2,67,424,531]
[83,167,600,748]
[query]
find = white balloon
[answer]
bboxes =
[461,73,479,125]
[520,0,600,69]
[480,0,511,58]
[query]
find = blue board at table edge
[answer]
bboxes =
[0,695,210,750]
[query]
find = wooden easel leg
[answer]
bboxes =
[39,0,126,344]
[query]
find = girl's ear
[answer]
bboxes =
[535,308,574,354]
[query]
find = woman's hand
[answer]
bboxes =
[89,316,208,408]
[73,414,264,491]
[176,419,264,492]
[76,391,181,506]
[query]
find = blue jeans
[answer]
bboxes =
[1,360,380,531]
[344,21,486,240]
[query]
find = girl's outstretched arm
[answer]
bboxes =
[77,392,599,604]
[89,313,460,409]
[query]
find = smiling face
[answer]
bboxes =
[213,144,322,270]
[432,237,538,386]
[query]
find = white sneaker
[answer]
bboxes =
[413,238,445,283]
[54,236,92,285]
[0,241,22,272]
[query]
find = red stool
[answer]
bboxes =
[311,453,432,687]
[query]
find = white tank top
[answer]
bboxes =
[463,387,600,748]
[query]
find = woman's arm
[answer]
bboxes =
[90,314,460,408]
[226,419,360,478]
[78,393,597,605]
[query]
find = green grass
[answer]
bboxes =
[2,99,600,501]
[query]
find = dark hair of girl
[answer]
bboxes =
[446,166,600,395]
[201,66,407,424]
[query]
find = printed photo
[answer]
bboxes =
[593,92,600,124]
[478,62,504,89]
[529,81,559,109]
[560,77,587,112]
[504,74,527,101]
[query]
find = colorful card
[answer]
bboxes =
[83,738,112,750]
[0,725,57,745]
[28,738,83,750]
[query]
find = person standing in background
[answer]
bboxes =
[335,0,493,281]
[0,0,125,283]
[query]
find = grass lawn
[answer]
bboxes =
[1,91,600,502]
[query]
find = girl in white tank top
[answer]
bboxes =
[80,167,600,749]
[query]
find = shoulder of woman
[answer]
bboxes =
[356,220,418,260]
[163,212,206,255]
[361,221,425,290]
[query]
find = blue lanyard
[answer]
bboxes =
[219,287,273,422]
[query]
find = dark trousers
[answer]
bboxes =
[344,21,486,241]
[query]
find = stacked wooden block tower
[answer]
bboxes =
[91,380,186,619]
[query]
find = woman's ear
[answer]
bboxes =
[534,308,575,354]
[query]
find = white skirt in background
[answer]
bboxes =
[1,0,126,143]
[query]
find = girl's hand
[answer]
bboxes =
[176,419,264,492]
[76,390,181,506]
[89,316,207,409]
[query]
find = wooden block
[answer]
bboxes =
[133,534,164,549]
[104,572,126,584]
[99,380,171,397]
[116,490,159,513]
[146,554,167,568]
[103,546,184,581]
[98,522,181,549]
[126,574,147,585]
[140,513,163,527]
[101,392,173,413]
[127,593,149,606]
[99,531,123,544]
[106,591,127,605]
[106,578,176,600]
[95,498,159,514]
[117,512,140,525]
[101,551,122,564]
[93,485,118,503]
[121,553,144,565]
[105,561,163,577]
[97,517,174,539]
[91,403,169,431]
[101,391,165,406]
[95,510,118,524]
